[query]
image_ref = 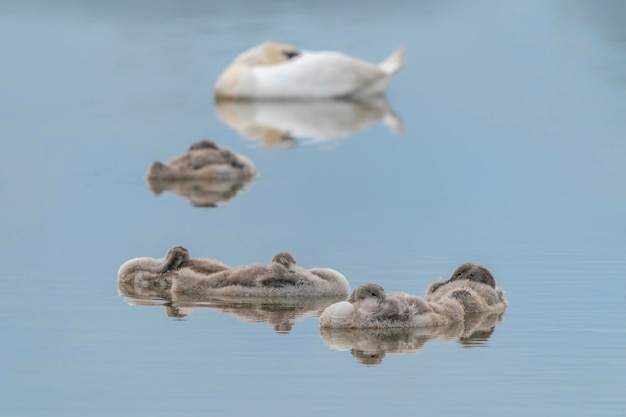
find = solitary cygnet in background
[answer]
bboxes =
[319,263,508,328]
[215,41,404,99]
[425,263,508,313]
[117,247,350,298]
[146,140,256,181]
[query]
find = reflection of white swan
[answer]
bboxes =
[319,311,505,365]
[215,42,404,99]
[215,97,402,146]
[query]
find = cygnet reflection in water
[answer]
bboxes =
[118,288,345,334]
[319,311,505,366]
[146,140,257,207]
[148,176,255,208]
[214,97,402,148]
[117,246,350,298]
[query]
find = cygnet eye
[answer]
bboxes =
[371,292,377,297]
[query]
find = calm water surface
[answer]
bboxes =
[1,1,625,416]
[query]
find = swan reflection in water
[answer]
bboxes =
[319,311,505,365]
[145,140,256,207]
[214,97,402,148]
[118,284,345,334]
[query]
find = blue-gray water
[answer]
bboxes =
[1,1,625,416]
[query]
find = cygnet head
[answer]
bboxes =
[271,252,297,268]
[147,161,172,179]
[218,148,244,168]
[448,263,496,288]
[163,246,191,271]
[233,42,300,66]
[189,140,219,151]
[348,284,386,303]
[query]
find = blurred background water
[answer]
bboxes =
[1,0,625,416]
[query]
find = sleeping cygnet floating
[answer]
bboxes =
[319,263,508,329]
[215,42,404,100]
[117,247,350,298]
[424,263,508,314]
[146,140,256,182]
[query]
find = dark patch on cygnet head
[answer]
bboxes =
[271,252,297,268]
[161,246,191,272]
[348,284,386,303]
[189,140,219,151]
[274,322,294,333]
[458,327,496,347]
[352,349,385,366]
[427,280,447,295]
[148,161,171,178]
[448,263,496,288]
[451,289,473,301]
[219,148,244,169]
[219,149,235,161]
[165,305,188,319]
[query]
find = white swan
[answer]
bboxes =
[215,42,404,99]
[214,96,402,146]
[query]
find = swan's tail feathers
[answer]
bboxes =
[379,47,405,75]
[383,112,403,135]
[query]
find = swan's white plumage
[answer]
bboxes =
[215,42,404,99]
